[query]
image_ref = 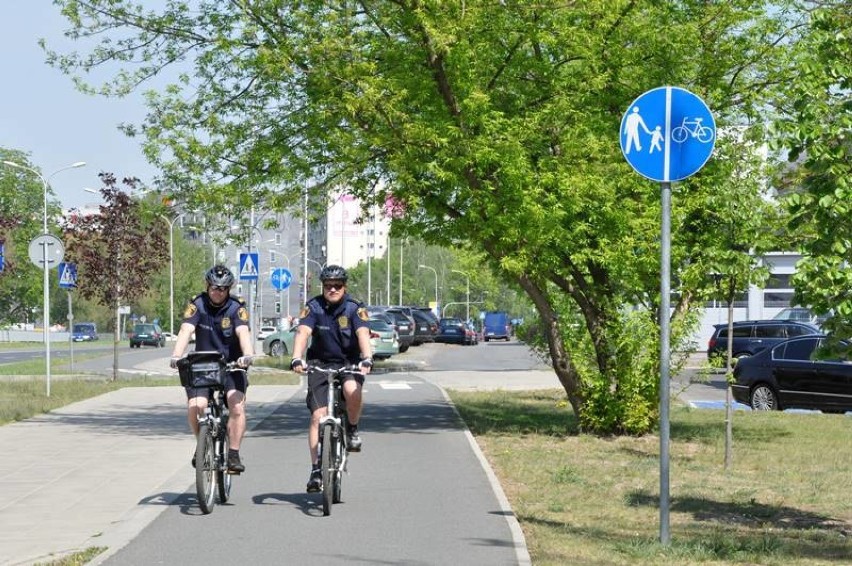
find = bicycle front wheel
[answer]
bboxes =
[321,425,334,516]
[671,126,688,143]
[195,424,216,514]
[216,427,232,504]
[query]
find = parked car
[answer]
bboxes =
[436,317,466,345]
[263,327,299,357]
[71,322,99,342]
[483,311,511,342]
[257,325,278,340]
[409,308,438,345]
[129,323,165,348]
[384,308,415,353]
[706,320,821,360]
[772,307,830,327]
[732,335,852,413]
[367,317,399,360]
[463,322,479,345]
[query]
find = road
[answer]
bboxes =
[94,340,534,565]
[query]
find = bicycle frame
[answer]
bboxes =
[179,351,245,515]
[311,364,361,516]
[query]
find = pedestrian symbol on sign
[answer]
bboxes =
[239,253,260,281]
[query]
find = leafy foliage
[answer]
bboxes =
[47,1,815,433]
[774,3,852,339]
[62,173,169,328]
[0,150,60,326]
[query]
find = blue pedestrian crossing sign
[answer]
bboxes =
[239,253,259,281]
[58,262,78,289]
[620,86,716,182]
[270,268,292,290]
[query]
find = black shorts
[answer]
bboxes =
[185,369,249,400]
[305,362,365,413]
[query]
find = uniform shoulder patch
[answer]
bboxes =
[183,303,197,319]
[237,307,249,322]
[299,306,310,319]
[356,307,370,322]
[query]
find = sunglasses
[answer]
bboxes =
[323,282,344,291]
[208,285,230,292]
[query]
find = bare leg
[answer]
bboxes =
[343,380,363,425]
[226,390,246,450]
[187,396,208,436]
[308,406,327,465]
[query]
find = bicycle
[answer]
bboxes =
[177,351,246,515]
[671,116,714,144]
[308,364,363,516]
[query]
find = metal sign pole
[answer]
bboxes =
[659,181,672,544]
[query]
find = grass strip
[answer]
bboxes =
[450,389,852,565]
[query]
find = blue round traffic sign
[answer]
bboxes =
[620,86,715,182]
[271,268,292,290]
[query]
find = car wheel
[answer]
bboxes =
[270,340,286,357]
[398,344,409,353]
[750,384,780,411]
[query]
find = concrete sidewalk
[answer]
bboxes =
[0,384,300,566]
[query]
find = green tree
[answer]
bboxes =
[774,3,852,339]
[0,150,61,327]
[49,1,810,433]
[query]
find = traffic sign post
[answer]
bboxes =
[270,267,293,319]
[620,86,715,546]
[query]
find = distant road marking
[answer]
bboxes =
[376,382,413,390]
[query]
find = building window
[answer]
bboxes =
[764,291,794,307]
[765,273,792,289]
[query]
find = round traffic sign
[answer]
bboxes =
[271,267,293,290]
[28,234,65,269]
[620,86,716,182]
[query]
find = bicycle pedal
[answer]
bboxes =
[226,469,242,475]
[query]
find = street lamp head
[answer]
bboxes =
[70,161,86,168]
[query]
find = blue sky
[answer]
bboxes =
[1,2,158,210]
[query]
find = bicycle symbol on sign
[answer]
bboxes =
[671,117,714,144]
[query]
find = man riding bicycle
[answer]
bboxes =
[290,265,373,492]
[171,265,254,473]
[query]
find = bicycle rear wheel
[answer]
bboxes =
[195,424,216,514]
[216,426,232,504]
[321,425,334,516]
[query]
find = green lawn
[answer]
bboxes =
[449,389,852,565]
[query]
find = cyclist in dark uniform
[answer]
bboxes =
[170,265,254,473]
[290,265,373,492]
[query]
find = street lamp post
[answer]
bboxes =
[2,160,86,396]
[451,269,470,322]
[160,213,184,336]
[417,264,438,315]
[306,258,325,294]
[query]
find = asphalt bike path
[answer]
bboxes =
[93,370,527,565]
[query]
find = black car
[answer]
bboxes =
[436,318,466,345]
[732,335,852,413]
[707,320,821,360]
[129,323,166,348]
[409,309,438,345]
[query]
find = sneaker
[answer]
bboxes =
[306,468,322,493]
[347,430,362,452]
[227,453,245,474]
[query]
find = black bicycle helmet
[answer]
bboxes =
[205,264,235,288]
[319,264,348,282]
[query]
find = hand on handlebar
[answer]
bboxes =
[237,355,254,368]
[169,356,182,369]
[290,357,305,373]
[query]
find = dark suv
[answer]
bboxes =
[129,323,166,348]
[707,320,822,360]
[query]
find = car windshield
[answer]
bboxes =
[134,324,157,333]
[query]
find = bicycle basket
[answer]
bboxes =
[177,351,228,388]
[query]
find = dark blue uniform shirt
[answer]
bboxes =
[181,293,249,362]
[299,293,369,364]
